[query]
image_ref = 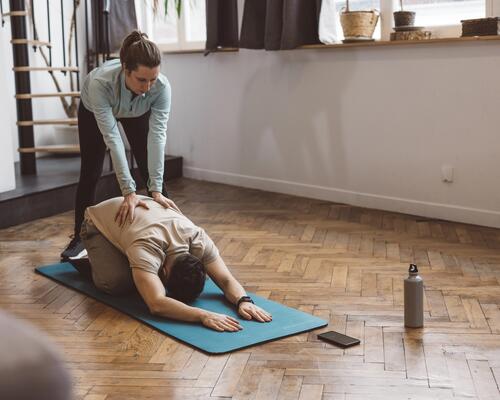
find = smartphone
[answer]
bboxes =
[317,331,360,348]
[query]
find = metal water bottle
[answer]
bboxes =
[404,264,424,328]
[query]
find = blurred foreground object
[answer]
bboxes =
[0,310,72,400]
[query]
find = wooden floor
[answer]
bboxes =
[1,178,500,400]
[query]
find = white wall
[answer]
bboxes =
[0,26,16,193]
[162,42,500,228]
[3,3,499,227]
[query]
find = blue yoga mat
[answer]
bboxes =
[36,263,327,354]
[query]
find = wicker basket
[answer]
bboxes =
[461,17,500,37]
[340,10,380,39]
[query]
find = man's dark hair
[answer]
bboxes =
[164,254,206,303]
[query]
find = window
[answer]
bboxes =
[137,0,500,51]
[406,0,485,27]
[145,0,206,52]
[184,0,206,42]
[333,0,498,41]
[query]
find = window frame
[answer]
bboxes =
[380,0,500,40]
[138,0,500,51]
[137,0,206,53]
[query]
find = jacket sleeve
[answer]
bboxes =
[88,79,136,195]
[146,81,171,193]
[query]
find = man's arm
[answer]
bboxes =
[205,256,272,322]
[131,268,242,332]
[204,255,246,305]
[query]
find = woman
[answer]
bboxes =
[61,30,178,260]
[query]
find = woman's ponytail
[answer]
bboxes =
[120,30,161,71]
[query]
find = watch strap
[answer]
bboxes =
[236,295,254,308]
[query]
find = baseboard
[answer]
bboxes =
[185,166,500,228]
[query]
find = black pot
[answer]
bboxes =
[394,11,416,27]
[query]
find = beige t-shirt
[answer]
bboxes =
[86,196,219,274]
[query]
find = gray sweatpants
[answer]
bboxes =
[80,217,135,295]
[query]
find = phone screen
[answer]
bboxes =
[317,331,360,348]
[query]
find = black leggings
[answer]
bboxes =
[74,103,167,237]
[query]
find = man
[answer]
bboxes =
[76,196,272,332]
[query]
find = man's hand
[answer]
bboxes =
[200,311,242,332]
[152,191,182,213]
[238,303,272,322]
[114,192,149,226]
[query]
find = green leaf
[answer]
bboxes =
[164,0,182,18]
[176,0,182,18]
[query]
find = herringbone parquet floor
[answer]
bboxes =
[1,178,500,399]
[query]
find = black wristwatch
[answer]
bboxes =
[236,295,254,309]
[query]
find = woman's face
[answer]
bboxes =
[124,64,160,95]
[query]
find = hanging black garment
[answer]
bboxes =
[91,0,137,57]
[240,0,323,50]
[205,0,239,54]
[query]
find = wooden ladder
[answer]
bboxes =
[3,4,81,173]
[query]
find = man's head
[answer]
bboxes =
[160,254,206,303]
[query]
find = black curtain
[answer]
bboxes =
[240,0,323,50]
[205,0,239,54]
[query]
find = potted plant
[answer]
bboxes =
[340,0,379,41]
[393,0,416,28]
[153,0,182,18]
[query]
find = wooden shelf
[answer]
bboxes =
[165,37,500,56]
[13,66,79,72]
[18,145,80,154]
[2,11,28,17]
[162,47,239,55]
[16,92,80,99]
[17,118,78,126]
[300,35,500,50]
[11,39,52,47]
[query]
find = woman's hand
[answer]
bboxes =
[238,303,272,322]
[114,192,150,226]
[200,311,242,332]
[152,191,182,213]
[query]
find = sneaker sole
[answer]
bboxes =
[68,249,88,260]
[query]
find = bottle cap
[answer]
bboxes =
[409,264,418,274]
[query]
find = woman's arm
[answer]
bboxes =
[89,80,153,224]
[89,79,136,196]
[147,81,171,194]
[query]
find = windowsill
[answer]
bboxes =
[160,36,500,55]
[300,35,500,50]
[161,47,239,55]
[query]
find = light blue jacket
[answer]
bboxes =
[80,59,171,196]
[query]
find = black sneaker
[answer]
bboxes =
[60,236,87,261]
